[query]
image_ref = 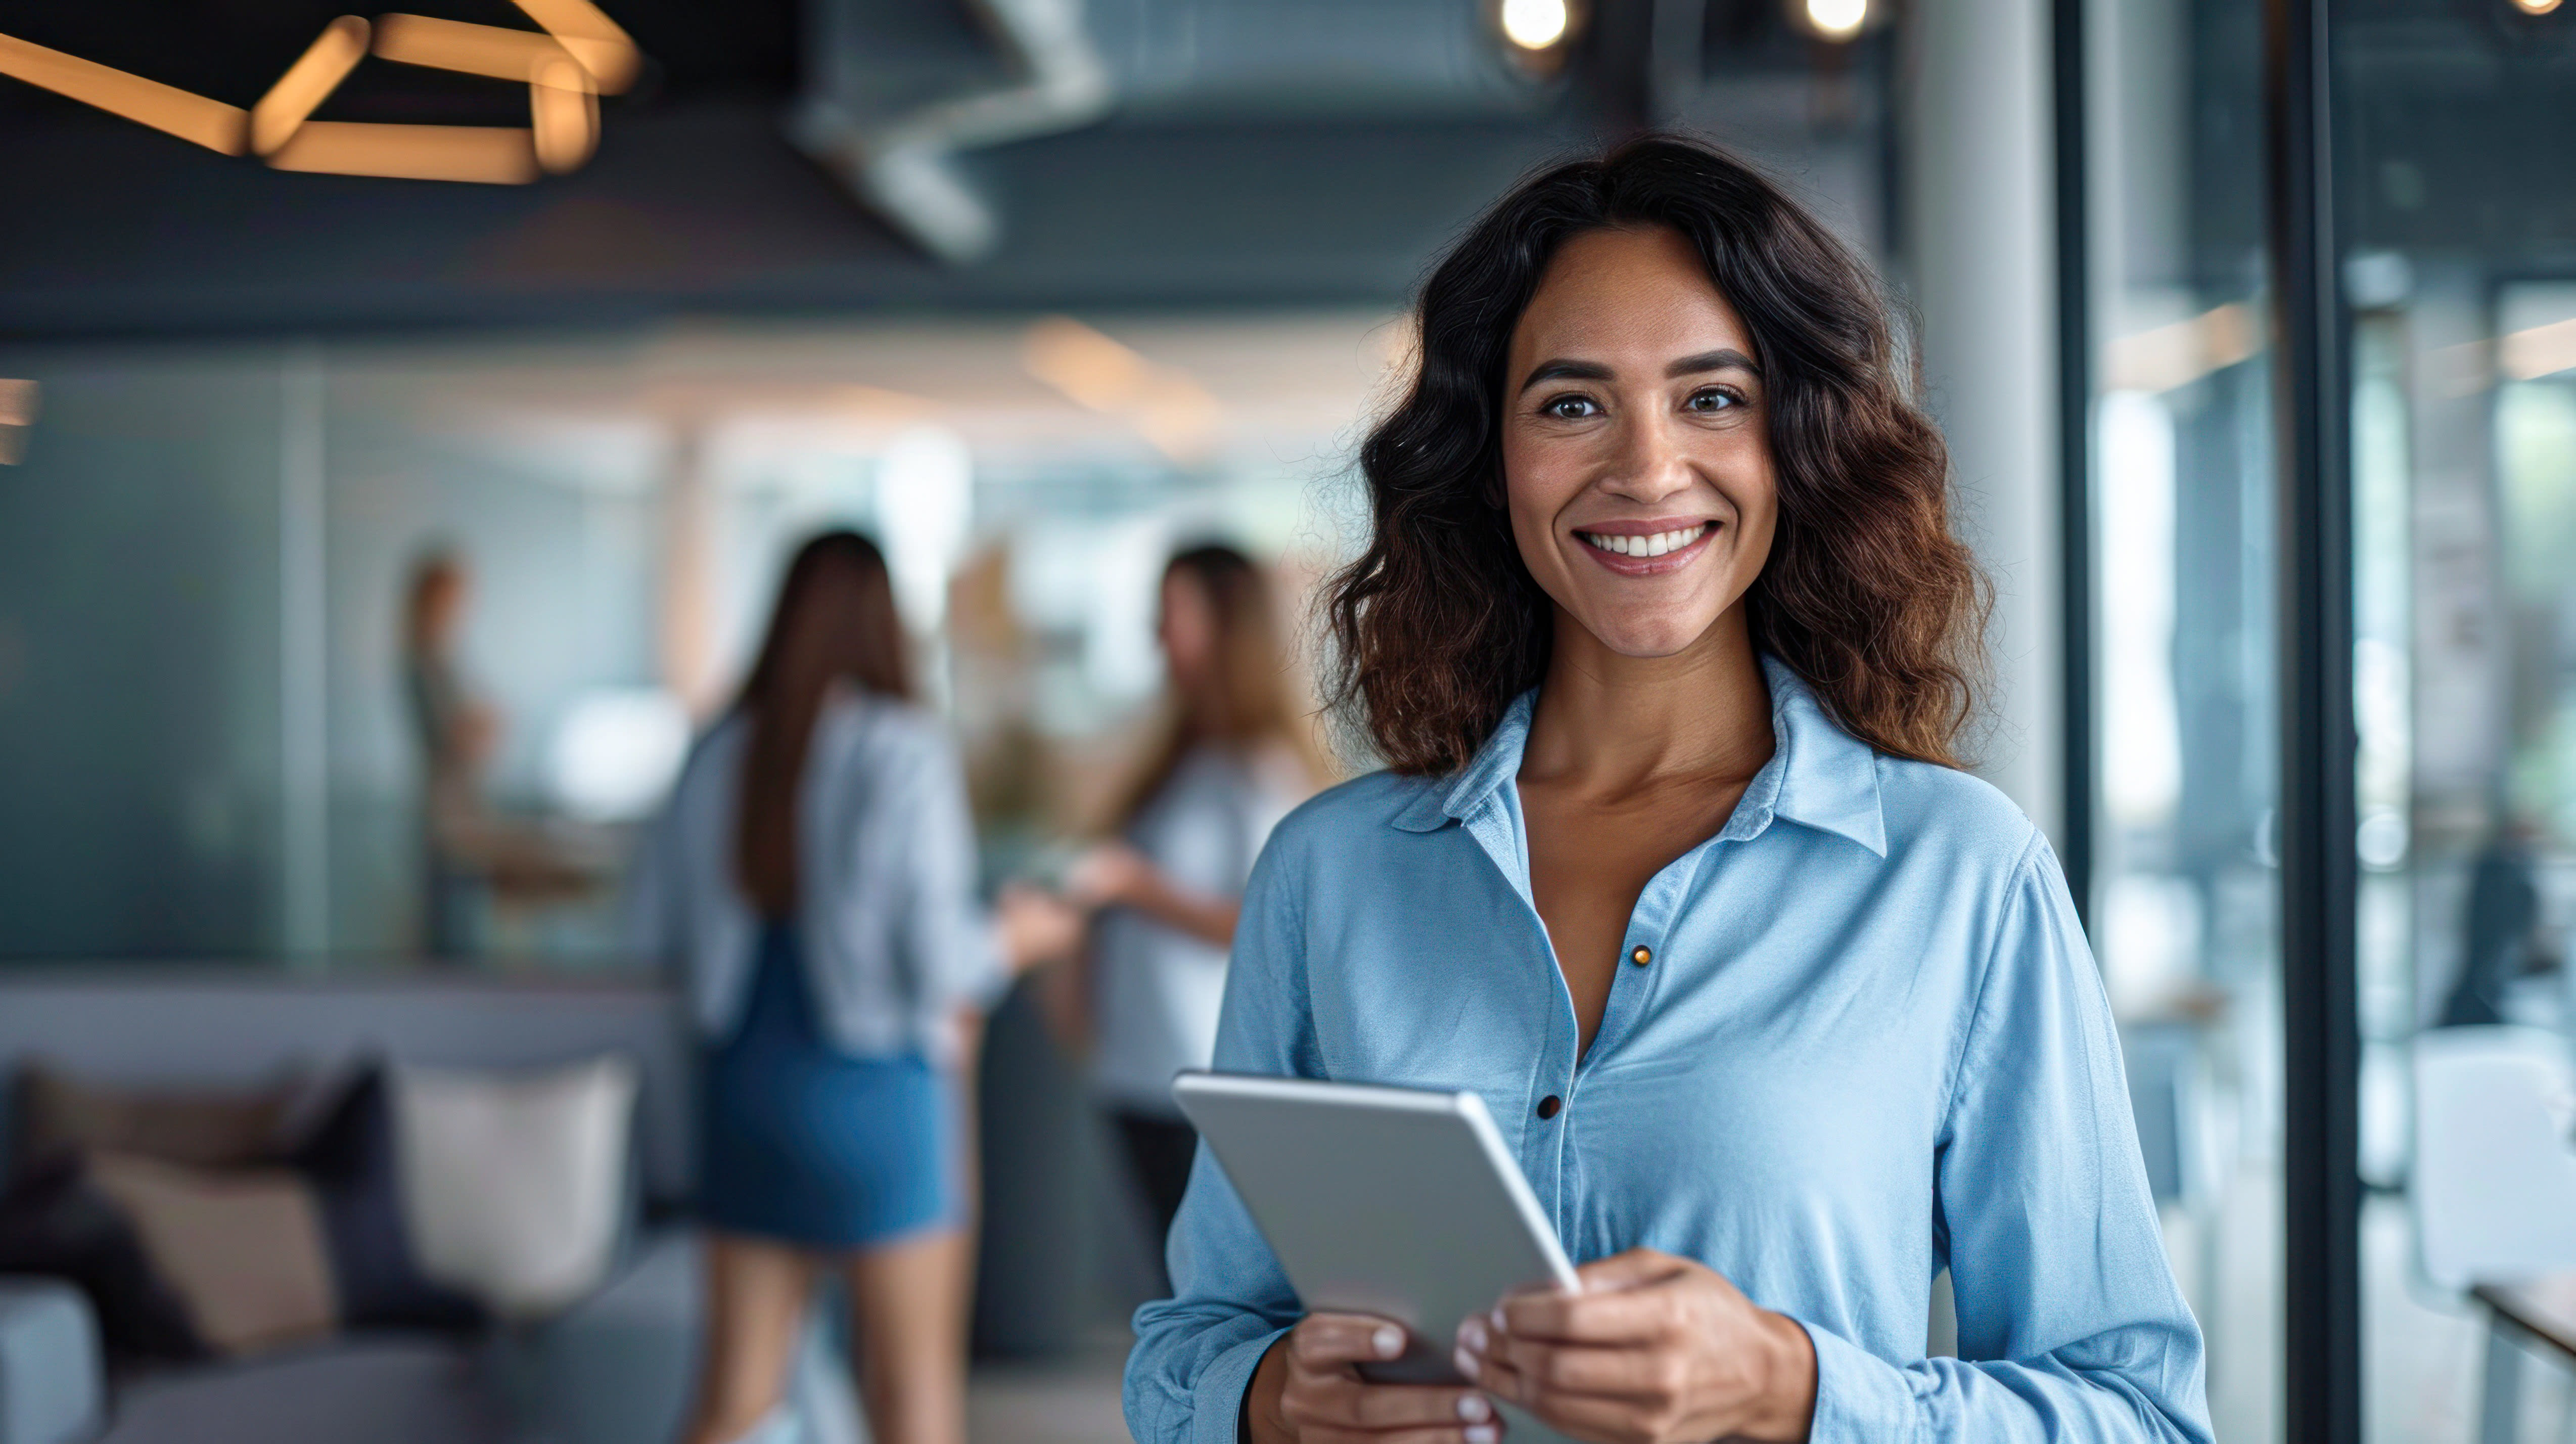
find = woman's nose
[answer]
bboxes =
[1599,413,1696,503]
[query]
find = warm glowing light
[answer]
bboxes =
[1024,318,1156,411]
[251,17,369,156]
[266,121,540,184]
[1022,318,1222,463]
[509,0,641,93]
[1807,0,1869,38]
[531,58,597,173]
[1499,0,1572,49]
[2104,303,2261,393]
[376,14,581,86]
[0,30,246,153]
[0,380,36,428]
[2514,0,2562,14]
[2502,317,2576,380]
[0,379,35,466]
[0,5,641,182]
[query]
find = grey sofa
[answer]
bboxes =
[0,971,858,1444]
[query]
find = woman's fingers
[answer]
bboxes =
[1290,1313,1412,1367]
[1495,1278,1679,1344]
[1478,1332,1666,1399]
[1303,1427,1502,1444]
[1571,1247,1686,1293]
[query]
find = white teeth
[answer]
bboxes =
[1581,524,1707,559]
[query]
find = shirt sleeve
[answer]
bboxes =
[1799,833,2213,1443]
[1124,837,1313,1444]
[890,719,1010,1016]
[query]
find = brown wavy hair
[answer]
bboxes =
[1105,544,1329,831]
[734,530,910,917]
[1326,135,1988,775]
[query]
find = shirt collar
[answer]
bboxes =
[1388,655,1888,856]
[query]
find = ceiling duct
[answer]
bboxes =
[790,0,1553,265]
[790,0,1113,265]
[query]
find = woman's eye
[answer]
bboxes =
[1685,388,1741,413]
[1541,395,1601,420]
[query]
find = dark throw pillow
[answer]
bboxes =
[0,1155,205,1363]
[292,1066,484,1333]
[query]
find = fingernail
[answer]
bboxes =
[1458,1393,1494,1423]
[1373,1325,1404,1359]
[1489,1305,1507,1332]
[1453,1345,1481,1380]
[1466,1426,1499,1444]
[1458,1317,1488,1352]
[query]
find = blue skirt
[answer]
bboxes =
[699,922,961,1249]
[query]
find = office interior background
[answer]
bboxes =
[0,0,2566,1439]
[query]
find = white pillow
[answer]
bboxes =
[391,1055,638,1319]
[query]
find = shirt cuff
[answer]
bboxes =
[1796,1316,1923,1444]
[1194,1324,1289,1444]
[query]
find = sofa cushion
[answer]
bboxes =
[0,1276,105,1444]
[102,1337,507,1444]
[291,1069,483,1334]
[83,1155,336,1357]
[394,1056,637,1319]
[0,1160,200,1363]
[8,1065,312,1182]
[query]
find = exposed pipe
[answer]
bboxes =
[790,0,1114,265]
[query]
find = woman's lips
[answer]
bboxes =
[1572,521,1714,575]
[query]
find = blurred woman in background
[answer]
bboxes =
[403,549,500,957]
[637,530,1081,1444]
[1062,544,1329,1261]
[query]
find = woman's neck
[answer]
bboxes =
[1521,605,1775,793]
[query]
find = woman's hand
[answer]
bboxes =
[1247,1313,1504,1444]
[1453,1250,1815,1444]
[1066,842,1244,949]
[1065,842,1156,910]
[994,882,1085,974]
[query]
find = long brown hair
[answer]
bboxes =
[1107,545,1322,830]
[1326,135,1988,776]
[735,531,911,916]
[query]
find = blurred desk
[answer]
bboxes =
[2474,1278,2576,1444]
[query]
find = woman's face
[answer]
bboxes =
[1500,225,1777,660]
[1159,569,1219,696]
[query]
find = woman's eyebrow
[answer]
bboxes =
[1666,347,1760,378]
[1516,358,1612,394]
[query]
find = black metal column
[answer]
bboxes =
[2050,0,2093,925]
[2266,0,2362,1431]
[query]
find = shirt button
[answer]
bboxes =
[1536,1095,1562,1119]
[1630,944,1652,966]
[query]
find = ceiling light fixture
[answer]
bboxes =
[0,29,246,153]
[0,4,639,183]
[251,17,370,155]
[2512,0,2562,15]
[1806,0,1870,39]
[375,14,581,87]
[1500,0,1573,50]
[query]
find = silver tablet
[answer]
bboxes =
[1171,1071,1580,1395]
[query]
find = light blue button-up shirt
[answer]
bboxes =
[1126,659,2210,1443]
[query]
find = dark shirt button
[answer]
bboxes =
[1536,1095,1562,1119]
[1630,944,1652,966]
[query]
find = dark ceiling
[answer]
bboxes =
[0,0,1891,341]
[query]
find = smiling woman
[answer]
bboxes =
[1327,139,1983,779]
[1126,136,2210,1444]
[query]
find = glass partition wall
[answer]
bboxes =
[2077,0,2576,1435]
[0,318,1396,968]
[2335,0,2576,1436]
[2074,0,2283,1434]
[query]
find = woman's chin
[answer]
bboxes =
[1570,612,1727,663]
